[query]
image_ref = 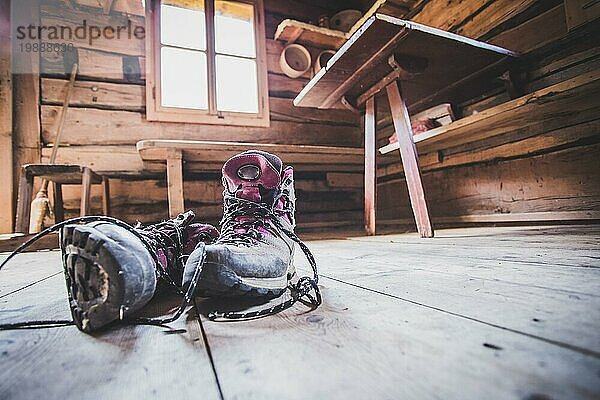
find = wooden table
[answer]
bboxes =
[137,139,364,218]
[294,14,517,237]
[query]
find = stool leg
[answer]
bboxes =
[101,177,111,216]
[15,167,33,234]
[81,167,93,216]
[53,182,64,223]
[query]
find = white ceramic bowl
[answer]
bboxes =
[330,10,362,32]
[314,50,336,73]
[280,44,312,78]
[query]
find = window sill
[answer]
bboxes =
[146,107,271,127]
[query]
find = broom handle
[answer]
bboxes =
[42,63,78,192]
[48,63,78,165]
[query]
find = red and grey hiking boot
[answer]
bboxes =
[183,150,321,319]
[60,211,218,333]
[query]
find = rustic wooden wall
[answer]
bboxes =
[0,0,12,233]
[9,0,600,231]
[375,0,600,227]
[36,0,365,227]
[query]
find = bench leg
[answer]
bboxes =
[364,96,377,236]
[53,182,64,223]
[166,149,185,218]
[80,167,93,217]
[101,177,111,216]
[386,81,434,238]
[15,167,33,233]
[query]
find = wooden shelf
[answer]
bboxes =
[274,19,347,49]
[273,0,414,49]
[378,70,600,168]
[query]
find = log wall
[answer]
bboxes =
[375,0,600,227]
[7,0,600,231]
[36,0,365,227]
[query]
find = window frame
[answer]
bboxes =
[145,0,270,127]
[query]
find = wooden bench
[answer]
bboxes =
[136,140,364,218]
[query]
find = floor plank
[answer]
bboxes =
[0,265,222,400]
[355,225,600,250]
[347,234,599,268]
[0,251,62,298]
[198,277,600,400]
[1,225,599,399]
[297,233,600,354]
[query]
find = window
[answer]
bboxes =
[146,0,269,127]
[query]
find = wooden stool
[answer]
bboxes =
[15,164,111,233]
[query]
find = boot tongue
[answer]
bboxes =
[222,150,282,204]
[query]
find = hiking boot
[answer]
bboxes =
[185,150,297,298]
[60,211,218,333]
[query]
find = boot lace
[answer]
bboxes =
[0,203,322,328]
[0,216,206,330]
[217,195,276,246]
[207,196,322,320]
[136,213,192,288]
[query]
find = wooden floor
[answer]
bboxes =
[1,225,599,399]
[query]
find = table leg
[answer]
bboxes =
[385,81,434,238]
[15,167,33,233]
[80,167,93,216]
[166,149,185,218]
[364,97,377,235]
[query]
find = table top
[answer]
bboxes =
[294,14,518,113]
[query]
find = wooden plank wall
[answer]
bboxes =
[375,0,600,226]
[11,0,600,229]
[0,0,12,232]
[35,0,364,227]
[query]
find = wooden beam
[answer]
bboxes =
[320,28,410,109]
[564,0,600,31]
[0,232,59,253]
[12,0,41,227]
[71,0,145,16]
[284,26,303,45]
[0,0,13,233]
[378,211,600,226]
[489,4,567,54]
[40,3,145,56]
[364,97,377,236]
[357,54,428,107]
[40,106,362,147]
[385,81,433,238]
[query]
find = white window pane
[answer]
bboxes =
[215,1,255,57]
[161,47,208,109]
[216,55,258,113]
[161,3,206,50]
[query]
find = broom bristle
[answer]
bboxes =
[29,192,51,234]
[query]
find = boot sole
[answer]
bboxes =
[60,224,156,333]
[196,262,297,298]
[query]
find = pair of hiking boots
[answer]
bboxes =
[48,150,319,332]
